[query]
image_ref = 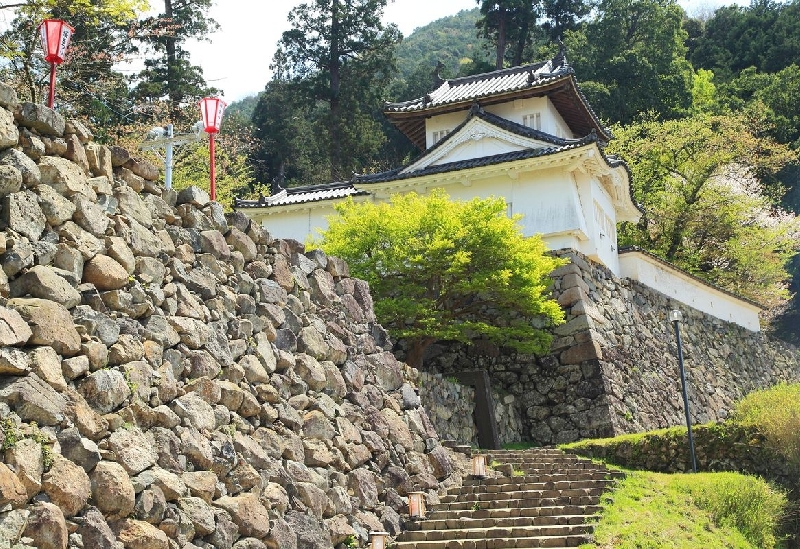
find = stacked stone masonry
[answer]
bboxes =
[410,250,800,447]
[0,82,462,549]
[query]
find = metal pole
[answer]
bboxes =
[164,124,174,191]
[209,133,216,201]
[48,62,56,108]
[673,319,697,473]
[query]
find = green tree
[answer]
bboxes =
[610,114,799,308]
[690,1,800,81]
[250,79,330,187]
[541,0,592,42]
[565,0,693,124]
[313,190,567,367]
[270,0,401,181]
[0,0,147,120]
[133,0,219,125]
[476,0,541,68]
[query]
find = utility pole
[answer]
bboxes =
[139,123,202,190]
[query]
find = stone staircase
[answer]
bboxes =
[394,448,624,549]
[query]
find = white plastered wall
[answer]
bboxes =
[619,251,761,331]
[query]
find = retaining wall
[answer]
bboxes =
[397,250,800,446]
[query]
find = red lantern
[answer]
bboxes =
[199,97,226,134]
[199,97,227,201]
[38,19,74,108]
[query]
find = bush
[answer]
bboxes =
[732,383,800,465]
[679,472,787,549]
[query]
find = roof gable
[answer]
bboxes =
[402,110,574,175]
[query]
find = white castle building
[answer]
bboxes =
[235,50,761,331]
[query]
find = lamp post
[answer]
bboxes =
[670,309,697,473]
[38,19,74,108]
[408,492,426,520]
[199,97,226,201]
[369,531,389,549]
[472,454,487,478]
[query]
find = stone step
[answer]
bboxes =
[500,464,606,473]
[463,471,623,486]
[406,513,593,531]
[390,448,618,549]
[396,523,593,543]
[425,504,602,521]
[450,479,616,495]
[440,487,605,504]
[391,533,591,548]
[440,494,602,511]
[488,456,596,465]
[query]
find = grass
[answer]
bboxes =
[731,383,800,466]
[581,470,787,549]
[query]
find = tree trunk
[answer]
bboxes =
[329,0,343,179]
[513,17,530,66]
[496,8,507,70]
[405,336,437,369]
[164,0,179,120]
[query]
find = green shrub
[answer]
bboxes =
[679,472,787,549]
[732,383,800,465]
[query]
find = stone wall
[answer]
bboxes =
[0,83,458,549]
[566,423,800,492]
[398,250,800,447]
[414,371,478,446]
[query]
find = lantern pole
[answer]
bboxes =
[48,62,57,108]
[209,132,217,201]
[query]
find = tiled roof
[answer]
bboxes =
[234,182,366,209]
[385,60,570,113]
[384,51,610,150]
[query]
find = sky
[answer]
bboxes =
[188,0,477,102]
[185,0,738,103]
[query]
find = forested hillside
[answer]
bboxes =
[0,0,798,341]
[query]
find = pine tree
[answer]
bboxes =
[269,0,401,181]
[132,0,219,125]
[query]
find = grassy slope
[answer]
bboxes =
[581,470,785,549]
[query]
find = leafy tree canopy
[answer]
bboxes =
[0,0,148,113]
[312,189,567,367]
[690,1,800,81]
[269,0,401,181]
[609,114,800,308]
[566,0,693,124]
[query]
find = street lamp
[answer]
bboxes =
[38,19,74,108]
[199,97,227,201]
[670,309,697,473]
[408,492,426,520]
[369,532,389,549]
